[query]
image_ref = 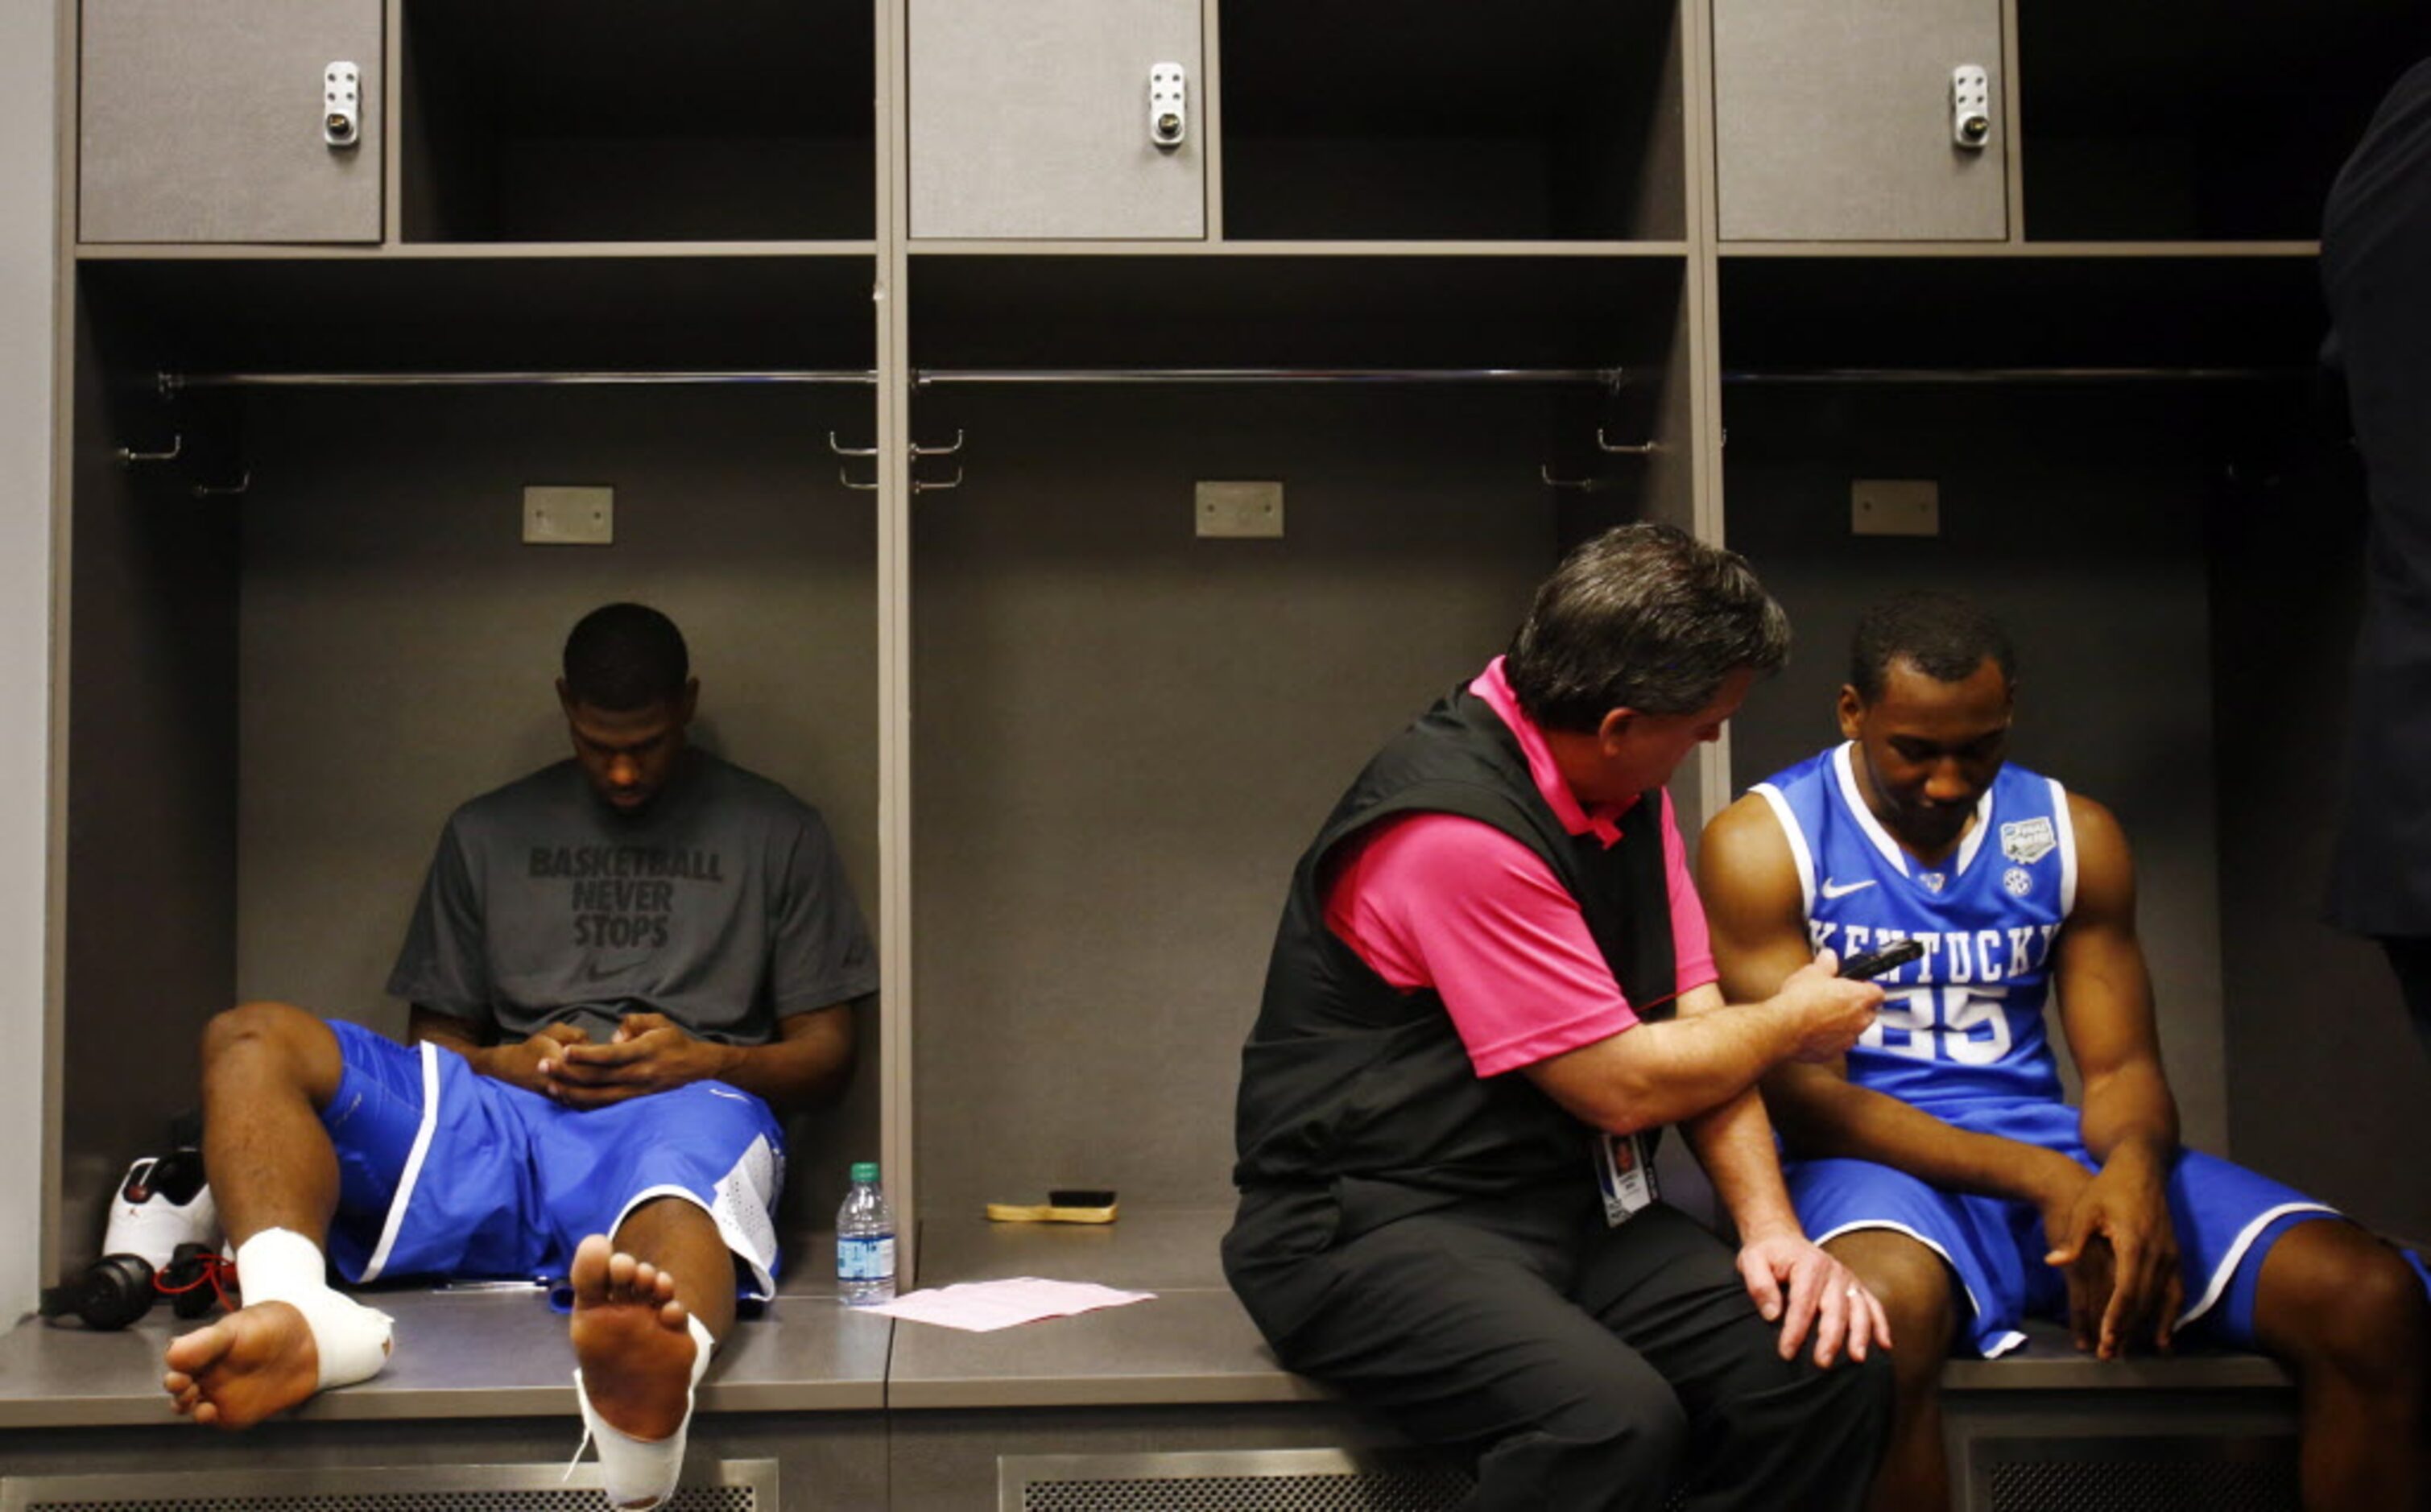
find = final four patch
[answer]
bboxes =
[2000,816,2056,865]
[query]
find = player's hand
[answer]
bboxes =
[1772,951,1886,1063]
[493,1022,589,1096]
[2043,1146,2182,1358]
[547,1013,733,1109]
[1735,1227,1891,1369]
[2028,1155,2094,1283]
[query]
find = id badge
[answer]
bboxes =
[1593,1130,1660,1227]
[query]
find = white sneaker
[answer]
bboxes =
[100,1154,217,1270]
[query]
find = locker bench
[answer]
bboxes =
[0,1207,2300,1511]
[887,1207,2301,1511]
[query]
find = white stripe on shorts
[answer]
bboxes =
[359,1041,444,1283]
[607,1133,784,1300]
[2175,1200,2338,1330]
[1809,1217,2028,1358]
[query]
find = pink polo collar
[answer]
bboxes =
[1470,656,1635,848]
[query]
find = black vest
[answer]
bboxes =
[1230,684,1678,1212]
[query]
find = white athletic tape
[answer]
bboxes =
[570,1313,716,1510]
[230,1228,394,1390]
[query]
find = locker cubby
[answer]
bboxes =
[2017,0,2430,242]
[908,254,1687,371]
[400,0,876,244]
[81,254,879,374]
[901,254,1693,1258]
[1218,0,1685,242]
[1716,255,2328,374]
[1715,258,2382,1195]
[1718,378,2255,1158]
[57,259,886,1264]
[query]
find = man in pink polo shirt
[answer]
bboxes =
[1226,523,1893,1512]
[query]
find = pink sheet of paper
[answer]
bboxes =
[863,1276,1157,1332]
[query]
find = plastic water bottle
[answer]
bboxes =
[836,1161,897,1307]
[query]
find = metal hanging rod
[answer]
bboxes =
[1722,366,2306,386]
[914,366,1627,387]
[157,366,1628,393]
[157,363,2302,392]
[159,370,879,394]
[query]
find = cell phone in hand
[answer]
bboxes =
[1838,939,1924,981]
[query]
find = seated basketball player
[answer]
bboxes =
[161,602,877,1510]
[1700,591,2429,1512]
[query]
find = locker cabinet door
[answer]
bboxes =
[81,0,382,244]
[1713,0,2006,242]
[909,0,1204,240]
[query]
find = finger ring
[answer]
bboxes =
[1845,1283,1863,1299]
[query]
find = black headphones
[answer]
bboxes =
[39,1243,233,1331]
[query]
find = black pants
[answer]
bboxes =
[1227,1194,1893,1512]
[2382,936,2431,1058]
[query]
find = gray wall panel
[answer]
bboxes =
[911,387,1568,1216]
[233,386,883,1219]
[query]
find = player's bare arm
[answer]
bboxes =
[2044,791,2183,1359]
[701,1000,854,1111]
[549,1000,855,1114]
[1701,795,2089,1210]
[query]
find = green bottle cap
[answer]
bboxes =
[850,1161,880,1183]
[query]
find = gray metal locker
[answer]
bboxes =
[81,0,382,245]
[908,0,1204,240]
[1712,0,2007,242]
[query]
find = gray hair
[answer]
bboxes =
[1505,523,1790,730]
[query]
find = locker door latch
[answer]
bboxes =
[1950,64,1991,150]
[325,61,361,149]
[1149,62,1187,151]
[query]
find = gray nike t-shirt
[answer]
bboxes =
[387,750,877,1046]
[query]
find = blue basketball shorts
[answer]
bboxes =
[317,1019,788,1299]
[1786,1097,2429,1357]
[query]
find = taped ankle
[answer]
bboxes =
[572,1313,716,1511]
[231,1228,394,1390]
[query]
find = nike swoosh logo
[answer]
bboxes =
[1820,878,1878,899]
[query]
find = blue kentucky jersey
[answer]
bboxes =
[1751,744,2074,1111]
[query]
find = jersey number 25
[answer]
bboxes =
[1863,985,2012,1064]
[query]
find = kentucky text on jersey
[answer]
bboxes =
[1803,919,2060,987]
[1753,742,2075,1104]
[527,845,726,882]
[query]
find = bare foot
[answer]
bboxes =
[568,1233,698,1441]
[161,1303,320,1429]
